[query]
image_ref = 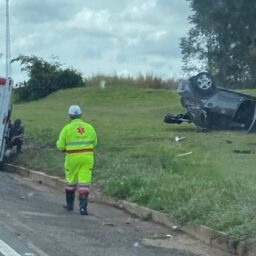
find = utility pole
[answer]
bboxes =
[5,0,11,78]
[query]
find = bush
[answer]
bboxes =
[85,73,178,89]
[12,55,83,102]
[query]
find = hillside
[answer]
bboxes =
[11,85,256,240]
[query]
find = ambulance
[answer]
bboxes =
[0,77,13,169]
[0,0,14,169]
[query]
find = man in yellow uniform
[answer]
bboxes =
[56,105,97,215]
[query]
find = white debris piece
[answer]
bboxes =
[174,136,186,142]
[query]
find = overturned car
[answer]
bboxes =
[164,72,256,132]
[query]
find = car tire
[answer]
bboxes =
[192,72,216,95]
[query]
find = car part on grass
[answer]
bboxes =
[233,149,255,154]
[164,72,256,133]
[177,152,192,157]
[174,136,186,142]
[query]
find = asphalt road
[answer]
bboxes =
[0,171,232,256]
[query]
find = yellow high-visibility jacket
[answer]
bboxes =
[56,118,97,153]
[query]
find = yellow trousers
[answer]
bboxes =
[64,152,94,193]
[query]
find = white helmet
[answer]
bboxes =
[68,105,82,116]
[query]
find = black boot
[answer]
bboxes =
[65,190,75,211]
[16,140,23,154]
[79,194,88,215]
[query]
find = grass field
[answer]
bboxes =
[10,84,256,240]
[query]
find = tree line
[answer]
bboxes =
[12,55,179,103]
[180,0,256,88]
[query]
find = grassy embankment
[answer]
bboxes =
[11,84,256,241]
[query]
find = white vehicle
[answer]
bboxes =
[0,77,13,169]
[0,0,14,169]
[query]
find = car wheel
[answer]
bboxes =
[192,72,216,95]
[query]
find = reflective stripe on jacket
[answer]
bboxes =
[56,118,97,152]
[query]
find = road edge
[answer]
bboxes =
[4,163,254,256]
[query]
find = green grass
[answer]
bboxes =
[10,85,256,240]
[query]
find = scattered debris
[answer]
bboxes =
[172,225,180,230]
[174,136,186,142]
[27,192,35,198]
[177,152,192,157]
[102,222,115,227]
[146,233,174,240]
[233,149,254,154]
[19,192,35,200]
[133,241,141,248]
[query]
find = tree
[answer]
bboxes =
[181,0,256,88]
[12,55,83,101]
[56,68,83,90]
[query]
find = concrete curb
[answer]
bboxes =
[4,163,254,256]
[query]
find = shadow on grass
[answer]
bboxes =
[164,126,196,132]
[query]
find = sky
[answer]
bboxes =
[0,0,192,83]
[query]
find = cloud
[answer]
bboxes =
[120,0,158,20]
[10,0,84,24]
[66,8,112,32]
[0,0,192,82]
